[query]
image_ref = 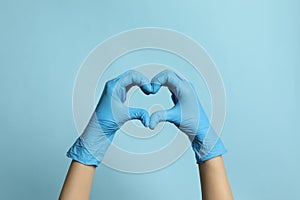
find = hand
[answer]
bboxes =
[67,70,153,167]
[149,70,227,163]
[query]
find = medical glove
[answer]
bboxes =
[67,70,153,166]
[149,70,227,163]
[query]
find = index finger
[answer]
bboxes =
[117,70,153,94]
[151,70,185,95]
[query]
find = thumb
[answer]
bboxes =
[149,106,181,130]
[128,107,150,127]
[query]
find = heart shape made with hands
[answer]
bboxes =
[77,69,224,167]
[108,69,203,138]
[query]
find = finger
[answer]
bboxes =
[117,70,152,95]
[102,77,126,102]
[151,70,184,95]
[149,107,181,130]
[128,107,150,127]
[171,91,178,104]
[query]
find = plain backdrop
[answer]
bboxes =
[0,0,299,199]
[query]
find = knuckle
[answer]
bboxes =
[106,79,115,88]
[162,69,175,76]
[126,69,137,77]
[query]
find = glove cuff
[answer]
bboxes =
[66,137,100,167]
[192,137,227,164]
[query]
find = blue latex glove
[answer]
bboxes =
[149,70,227,163]
[67,70,153,167]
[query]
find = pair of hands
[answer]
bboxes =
[67,70,226,167]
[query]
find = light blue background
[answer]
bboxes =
[0,0,299,199]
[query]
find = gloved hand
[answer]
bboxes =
[67,70,153,167]
[149,70,227,163]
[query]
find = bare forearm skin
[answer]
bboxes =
[199,156,234,200]
[59,160,96,200]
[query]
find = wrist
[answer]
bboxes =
[67,137,100,167]
[192,137,227,164]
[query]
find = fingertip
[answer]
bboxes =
[143,113,150,127]
[151,83,161,94]
[149,121,157,130]
[132,108,150,128]
[144,119,150,127]
[149,111,161,130]
[140,84,153,95]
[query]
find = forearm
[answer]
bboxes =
[199,156,233,200]
[59,160,96,200]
